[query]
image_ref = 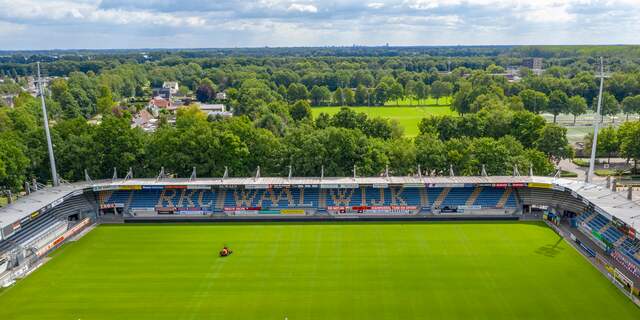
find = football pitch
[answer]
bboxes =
[0,222,638,319]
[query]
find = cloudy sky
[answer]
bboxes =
[1,0,639,50]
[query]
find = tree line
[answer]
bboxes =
[0,91,574,192]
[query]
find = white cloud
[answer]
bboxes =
[367,2,385,9]
[287,3,318,13]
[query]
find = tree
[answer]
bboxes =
[343,88,355,106]
[595,93,621,123]
[196,79,215,102]
[518,89,548,114]
[315,112,331,129]
[310,85,331,106]
[216,117,283,176]
[50,79,81,119]
[414,81,429,105]
[451,81,473,115]
[509,111,545,149]
[567,96,587,125]
[431,81,452,105]
[415,133,447,174]
[331,107,367,130]
[467,137,513,175]
[404,80,418,106]
[535,124,572,161]
[0,132,29,191]
[384,138,416,175]
[622,95,640,121]
[96,85,114,115]
[91,115,145,177]
[619,121,640,172]
[332,88,344,106]
[290,100,312,122]
[363,117,394,140]
[584,127,619,164]
[272,70,299,87]
[287,83,309,103]
[52,117,96,180]
[389,82,404,105]
[283,126,371,177]
[355,85,369,106]
[547,90,569,123]
[374,83,389,106]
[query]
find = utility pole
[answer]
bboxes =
[587,57,607,184]
[37,62,59,187]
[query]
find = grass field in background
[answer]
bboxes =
[0,222,637,320]
[312,106,456,137]
[383,96,453,106]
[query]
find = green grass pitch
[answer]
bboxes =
[0,222,638,319]
[311,106,457,137]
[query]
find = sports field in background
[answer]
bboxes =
[383,96,453,106]
[0,222,637,320]
[312,106,456,137]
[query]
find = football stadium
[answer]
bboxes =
[1,173,640,319]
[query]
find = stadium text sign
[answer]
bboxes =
[36,218,91,257]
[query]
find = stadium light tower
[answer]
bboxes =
[37,62,59,187]
[586,57,607,184]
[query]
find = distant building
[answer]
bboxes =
[167,103,232,118]
[132,109,158,132]
[167,103,224,113]
[522,58,543,71]
[216,92,227,100]
[147,97,170,116]
[162,81,179,95]
[152,87,172,100]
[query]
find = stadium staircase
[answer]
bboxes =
[216,190,226,210]
[124,191,135,213]
[433,188,451,208]
[319,189,326,208]
[466,187,483,206]
[496,188,513,209]
[419,188,429,208]
[442,188,473,207]
[599,224,612,234]
[614,235,628,247]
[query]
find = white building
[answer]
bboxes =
[162,81,179,95]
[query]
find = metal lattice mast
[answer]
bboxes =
[37,62,59,187]
[587,57,605,184]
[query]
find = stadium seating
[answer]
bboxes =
[520,188,588,213]
[102,186,520,212]
[575,211,640,267]
[0,193,94,256]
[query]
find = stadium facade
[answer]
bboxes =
[1,174,640,293]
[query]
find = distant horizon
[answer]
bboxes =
[1,44,640,53]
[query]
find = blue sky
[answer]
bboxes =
[1,0,639,50]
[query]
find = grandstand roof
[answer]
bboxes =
[0,182,91,236]
[1,176,639,239]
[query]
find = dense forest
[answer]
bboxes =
[1,46,640,192]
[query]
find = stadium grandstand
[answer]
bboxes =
[1,174,640,293]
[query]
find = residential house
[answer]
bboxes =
[162,81,179,95]
[147,97,170,116]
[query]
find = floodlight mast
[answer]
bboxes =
[587,57,605,184]
[37,62,59,187]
